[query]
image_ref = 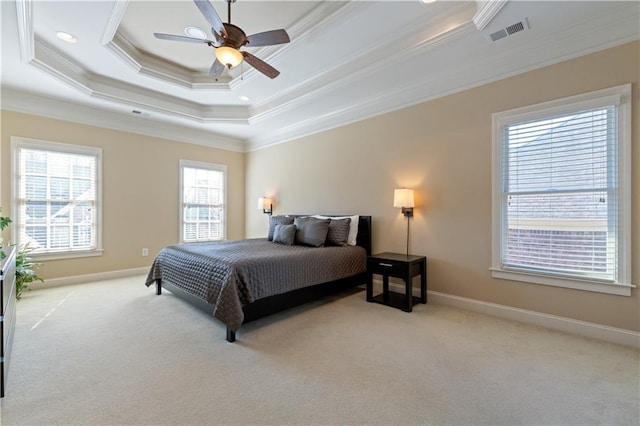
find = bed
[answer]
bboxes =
[146,215,371,342]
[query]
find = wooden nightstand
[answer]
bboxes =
[366,252,427,312]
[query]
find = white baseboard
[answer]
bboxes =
[379,280,639,348]
[31,267,149,289]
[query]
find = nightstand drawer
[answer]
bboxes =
[367,258,406,277]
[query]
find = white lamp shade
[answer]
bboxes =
[215,46,243,68]
[258,197,273,210]
[393,188,414,208]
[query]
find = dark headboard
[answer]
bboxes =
[289,215,372,256]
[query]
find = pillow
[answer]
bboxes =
[268,215,294,241]
[272,224,296,246]
[313,215,359,246]
[294,217,331,247]
[325,218,351,246]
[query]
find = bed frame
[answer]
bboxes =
[155,215,372,342]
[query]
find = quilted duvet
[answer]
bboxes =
[145,238,366,331]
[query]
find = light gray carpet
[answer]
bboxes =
[1,276,638,425]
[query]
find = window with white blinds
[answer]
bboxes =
[180,160,226,242]
[491,85,632,296]
[12,138,102,259]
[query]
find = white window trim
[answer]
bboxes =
[179,159,227,243]
[491,84,633,296]
[11,137,103,261]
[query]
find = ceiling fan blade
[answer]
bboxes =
[193,0,227,38]
[154,33,218,46]
[209,58,225,77]
[242,51,280,79]
[246,29,290,47]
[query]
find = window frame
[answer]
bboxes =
[491,84,633,296]
[179,159,227,243]
[11,137,103,261]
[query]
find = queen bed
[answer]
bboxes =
[145,215,371,342]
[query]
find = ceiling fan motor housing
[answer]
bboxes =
[222,23,247,48]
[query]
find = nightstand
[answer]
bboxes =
[366,252,427,312]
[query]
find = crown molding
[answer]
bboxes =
[15,0,34,62]
[250,4,476,125]
[1,88,246,152]
[473,0,509,30]
[99,0,129,45]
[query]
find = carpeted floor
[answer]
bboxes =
[1,276,638,425]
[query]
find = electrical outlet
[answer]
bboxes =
[142,248,149,257]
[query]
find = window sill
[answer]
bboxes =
[31,249,104,262]
[490,268,635,296]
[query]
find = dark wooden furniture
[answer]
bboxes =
[155,215,372,342]
[366,252,427,312]
[1,247,17,398]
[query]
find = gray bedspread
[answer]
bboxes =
[145,238,367,331]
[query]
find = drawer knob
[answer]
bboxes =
[379,262,393,267]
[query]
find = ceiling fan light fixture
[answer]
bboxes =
[215,46,243,68]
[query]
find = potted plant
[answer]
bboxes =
[15,244,44,299]
[0,208,44,298]
[0,208,11,260]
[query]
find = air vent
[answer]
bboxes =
[488,18,530,42]
[131,110,150,117]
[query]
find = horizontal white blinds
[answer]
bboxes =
[502,106,618,281]
[182,166,224,242]
[18,148,98,252]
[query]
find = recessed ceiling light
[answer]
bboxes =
[56,31,78,43]
[420,0,437,3]
[239,95,250,102]
[184,26,206,39]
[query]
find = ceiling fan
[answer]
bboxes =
[154,0,290,79]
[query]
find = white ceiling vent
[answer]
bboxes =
[488,18,530,42]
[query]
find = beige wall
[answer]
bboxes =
[246,41,639,331]
[1,112,245,279]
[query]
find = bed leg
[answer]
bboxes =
[226,328,236,343]
[155,279,162,295]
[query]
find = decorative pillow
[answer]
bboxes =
[313,215,359,246]
[268,215,294,241]
[325,218,351,246]
[294,217,331,247]
[272,224,296,246]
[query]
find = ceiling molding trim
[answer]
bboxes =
[106,32,232,89]
[473,0,509,30]
[250,18,476,125]
[32,39,93,96]
[247,24,639,151]
[15,0,34,62]
[99,0,129,45]
[25,36,248,125]
[1,88,246,152]
[231,1,357,88]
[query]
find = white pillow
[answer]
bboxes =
[313,215,359,246]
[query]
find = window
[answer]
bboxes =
[491,85,632,296]
[180,160,226,242]
[12,137,102,260]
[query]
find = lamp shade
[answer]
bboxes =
[215,46,243,68]
[258,197,273,210]
[393,189,414,208]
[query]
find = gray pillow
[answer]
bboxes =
[268,215,294,241]
[325,218,351,246]
[294,217,330,247]
[273,224,296,245]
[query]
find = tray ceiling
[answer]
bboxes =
[1,0,639,152]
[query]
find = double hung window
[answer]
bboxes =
[180,160,226,242]
[491,85,632,295]
[12,138,102,259]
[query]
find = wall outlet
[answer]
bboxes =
[142,248,149,257]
